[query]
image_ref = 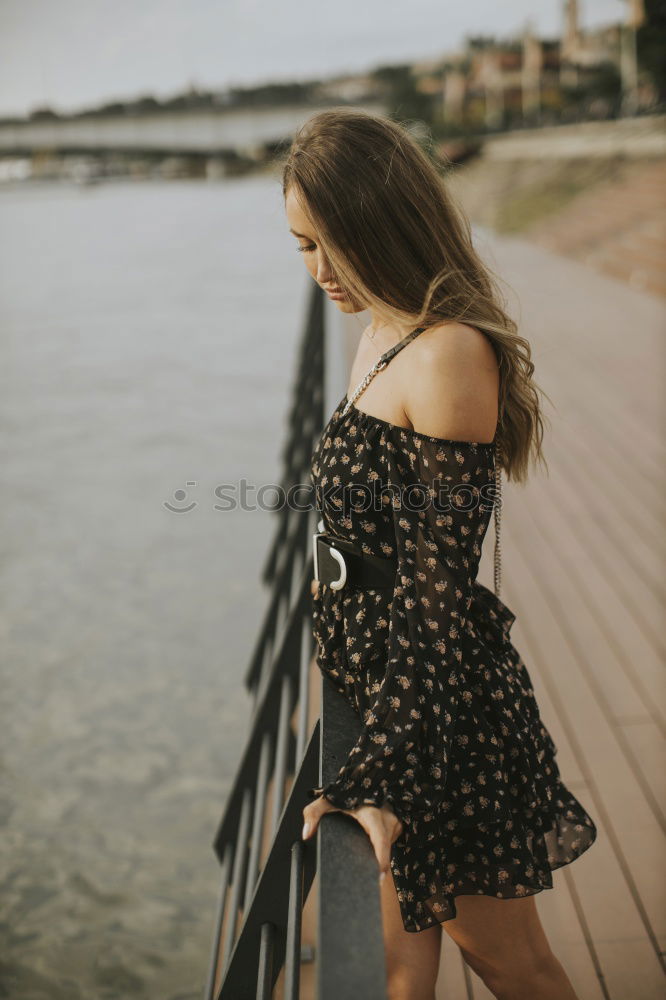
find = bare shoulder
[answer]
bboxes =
[402,321,499,443]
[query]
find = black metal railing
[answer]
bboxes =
[204,282,388,1000]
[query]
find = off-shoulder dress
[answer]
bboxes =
[308,325,597,933]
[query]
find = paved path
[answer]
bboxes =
[525,159,666,299]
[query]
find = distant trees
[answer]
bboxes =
[29,107,60,120]
[19,80,322,124]
[226,81,315,108]
[370,64,435,125]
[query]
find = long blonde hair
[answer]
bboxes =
[279,107,550,482]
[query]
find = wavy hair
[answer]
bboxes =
[279,107,550,482]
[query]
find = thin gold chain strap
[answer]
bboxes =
[493,439,502,598]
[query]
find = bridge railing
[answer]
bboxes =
[204,282,388,1000]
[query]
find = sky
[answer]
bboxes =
[0,0,629,118]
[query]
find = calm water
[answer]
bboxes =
[0,175,309,998]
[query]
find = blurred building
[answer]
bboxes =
[413,0,653,130]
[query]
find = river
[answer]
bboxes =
[0,173,309,999]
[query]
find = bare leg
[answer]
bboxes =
[443,893,581,1000]
[380,870,442,1000]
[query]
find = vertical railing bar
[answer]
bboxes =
[220,787,252,976]
[203,842,232,1000]
[256,922,275,1000]
[244,602,275,686]
[279,559,293,633]
[282,542,298,615]
[296,507,317,765]
[295,614,311,766]
[290,517,308,610]
[254,608,286,714]
[254,517,300,710]
[270,674,293,837]
[293,513,310,585]
[252,635,275,720]
[243,731,273,911]
[261,636,274,697]
[276,540,292,633]
[287,538,300,608]
[283,840,305,1000]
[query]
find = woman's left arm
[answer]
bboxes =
[308,430,494,812]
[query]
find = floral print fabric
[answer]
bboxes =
[309,393,598,932]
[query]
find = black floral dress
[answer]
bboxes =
[308,331,597,933]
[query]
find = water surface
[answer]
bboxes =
[0,174,308,999]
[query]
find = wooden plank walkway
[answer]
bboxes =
[436,232,665,999]
[301,235,665,998]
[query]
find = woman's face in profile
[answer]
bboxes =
[285,186,364,314]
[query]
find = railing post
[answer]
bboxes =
[244,732,273,911]
[283,840,305,1000]
[203,842,232,1000]
[317,677,389,1000]
[256,922,275,1000]
[220,787,252,976]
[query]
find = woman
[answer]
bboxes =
[281,108,597,1000]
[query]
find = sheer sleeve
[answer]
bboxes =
[312,431,496,826]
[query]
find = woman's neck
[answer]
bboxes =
[366,313,423,351]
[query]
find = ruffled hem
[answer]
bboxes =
[306,776,598,934]
[391,792,598,932]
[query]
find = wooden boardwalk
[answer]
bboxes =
[435,232,666,999]
[305,232,664,1000]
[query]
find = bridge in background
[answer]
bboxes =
[0,102,387,158]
